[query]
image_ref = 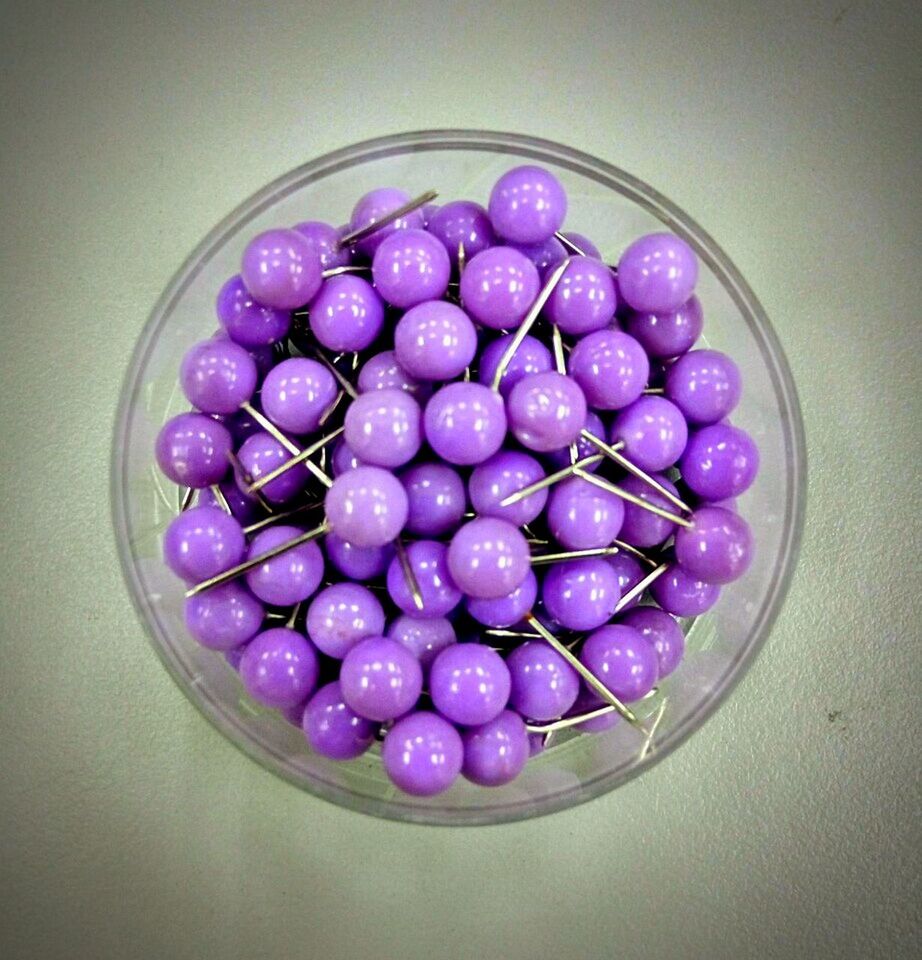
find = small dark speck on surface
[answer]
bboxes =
[827,710,842,722]
[832,6,850,25]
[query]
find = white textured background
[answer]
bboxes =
[1,1,920,958]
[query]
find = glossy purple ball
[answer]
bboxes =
[568,329,649,410]
[223,405,265,444]
[235,431,311,504]
[514,236,567,274]
[675,506,753,584]
[244,525,325,607]
[560,232,602,260]
[163,506,245,583]
[340,636,423,722]
[381,711,463,796]
[477,333,553,397]
[424,382,507,466]
[580,624,659,703]
[239,627,319,709]
[347,187,426,258]
[617,473,681,548]
[649,565,721,617]
[605,552,646,611]
[430,643,511,726]
[427,200,496,266]
[394,300,477,381]
[180,338,257,415]
[665,349,742,425]
[196,478,261,524]
[324,466,408,547]
[184,582,264,651]
[212,329,276,382]
[466,569,538,629]
[468,450,547,527]
[611,396,688,472]
[447,517,530,600]
[155,412,232,487]
[291,220,352,271]
[308,275,385,352]
[343,388,422,468]
[387,615,457,669]
[570,689,620,733]
[358,349,427,397]
[544,256,617,336]
[544,409,606,473]
[547,477,624,550]
[216,274,291,348]
[461,710,529,787]
[385,540,462,619]
[330,438,365,476]
[624,296,703,359]
[506,641,580,721]
[488,165,567,244]
[541,558,620,631]
[372,228,450,308]
[400,462,466,537]
[241,228,322,310]
[260,357,337,435]
[680,423,760,501]
[619,607,685,679]
[306,582,386,659]
[617,233,698,313]
[302,681,377,761]
[507,372,587,453]
[458,246,540,330]
[324,532,394,581]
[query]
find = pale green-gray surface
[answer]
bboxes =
[1,2,920,958]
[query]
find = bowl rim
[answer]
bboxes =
[112,128,807,825]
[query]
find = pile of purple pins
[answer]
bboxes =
[154,164,759,797]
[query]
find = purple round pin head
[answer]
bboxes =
[372,228,451,308]
[507,372,587,453]
[649,564,721,617]
[291,220,352,271]
[330,438,365,476]
[605,552,646,611]
[507,641,580,721]
[386,539,462,618]
[394,300,477,381]
[424,382,507,465]
[197,479,261,525]
[339,635,423,722]
[244,525,324,607]
[180,338,258,415]
[324,532,394,581]
[466,569,538,628]
[358,349,427,397]
[212,329,275,382]
[224,405,265,445]
[382,711,463,796]
[468,450,547,527]
[580,624,659,703]
[347,187,425,258]
[477,333,553,397]
[184,581,264,651]
[624,296,703,359]
[343,388,422,469]
[541,557,620,632]
[617,233,698,313]
[324,466,408,547]
[306,582,385,659]
[427,200,496,266]
[488,165,567,244]
[235,431,311,505]
[260,357,337,435]
[665,349,742,425]
[560,232,602,260]
[680,423,760,501]
[458,246,540,330]
[447,517,530,600]
[308,275,385,352]
[547,477,624,550]
[514,236,567,274]
[461,710,529,787]
[611,396,688,472]
[619,606,685,679]
[568,329,649,411]
[617,473,682,548]
[239,627,319,709]
[421,203,439,225]
[155,412,232,487]
[429,643,511,726]
[387,615,457,669]
[400,462,466,537]
[216,274,291,348]
[302,681,377,761]
[543,256,617,336]
[675,506,753,584]
[528,732,548,756]
[163,506,245,583]
[241,228,322,310]
[545,409,606,474]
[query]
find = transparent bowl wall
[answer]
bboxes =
[113,130,806,825]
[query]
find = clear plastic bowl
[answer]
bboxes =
[112,130,806,825]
